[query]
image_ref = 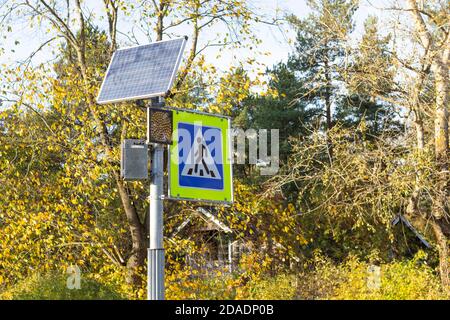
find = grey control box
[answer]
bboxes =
[121,139,148,181]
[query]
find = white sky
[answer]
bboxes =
[0,0,388,74]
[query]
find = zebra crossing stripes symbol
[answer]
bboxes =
[181,129,221,179]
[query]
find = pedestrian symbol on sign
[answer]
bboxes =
[177,122,224,190]
[181,129,221,180]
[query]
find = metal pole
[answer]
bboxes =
[147,105,165,300]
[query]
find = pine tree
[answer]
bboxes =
[336,16,400,138]
[287,0,358,133]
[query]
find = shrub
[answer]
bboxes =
[296,251,448,300]
[166,270,237,300]
[333,254,446,300]
[296,253,343,299]
[0,272,125,300]
[243,274,298,300]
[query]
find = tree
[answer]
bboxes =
[0,0,269,291]
[287,0,358,158]
[349,0,449,289]
[405,0,449,289]
[338,16,400,138]
[234,62,320,171]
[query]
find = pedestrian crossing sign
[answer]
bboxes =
[169,109,233,204]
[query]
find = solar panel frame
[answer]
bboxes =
[96,37,187,104]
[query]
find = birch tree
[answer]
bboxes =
[405,0,449,289]
[0,0,267,290]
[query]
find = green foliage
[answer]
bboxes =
[236,62,320,167]
[347,16,394,95]
[287,0,358,111]
[1,273,125,300]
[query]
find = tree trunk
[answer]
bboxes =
[431,221,449,292]
[407,0,449,289]
[115,174,147,287]
[76,42,147,290]
[324,58,333,161]
[415,117,425,150]
[407,112,425,217]
[432,58,449,220]
[156,1,164,41]
[431,37,449,290]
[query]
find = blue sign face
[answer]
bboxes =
[177,122,224,190]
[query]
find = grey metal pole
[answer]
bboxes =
[147,106,165,300]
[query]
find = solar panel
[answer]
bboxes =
[97,37,187,104]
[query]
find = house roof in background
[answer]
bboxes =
[392,215,431,248]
